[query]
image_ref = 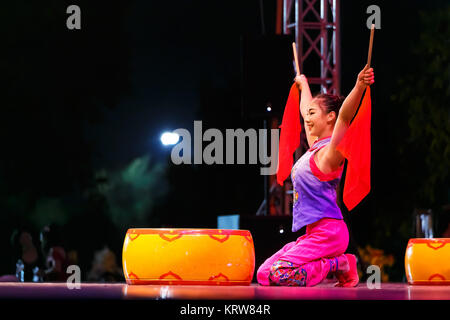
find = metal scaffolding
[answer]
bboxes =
[262,0,342,217]
[260,0,342,216]
[282,0,341,94]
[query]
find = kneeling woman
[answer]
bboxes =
[257,65,374,287]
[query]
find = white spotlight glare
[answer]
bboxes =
[160,132,180,146]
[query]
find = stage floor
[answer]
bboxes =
[0,281,449,300]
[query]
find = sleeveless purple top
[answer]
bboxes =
[291,136,344,232]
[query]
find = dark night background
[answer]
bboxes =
[0,0,448,282]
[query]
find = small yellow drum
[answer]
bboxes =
[405,238,450,285]
[122,228,255,285]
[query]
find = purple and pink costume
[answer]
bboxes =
[257,136,349,286]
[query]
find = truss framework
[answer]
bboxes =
[283,0,340,94]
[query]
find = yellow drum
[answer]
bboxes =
[122,228,255,285]
[405,238,450,285]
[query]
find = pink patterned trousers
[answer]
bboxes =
[257,218,349,287]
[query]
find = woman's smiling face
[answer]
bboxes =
[304,100,325,137]
[304,98,337,137]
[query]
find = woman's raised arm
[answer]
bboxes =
[295,75,317,148]
[325,65,374,170]
[337,64,374,124]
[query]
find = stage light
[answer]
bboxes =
[266,106,272,112]
[160,132,180,146]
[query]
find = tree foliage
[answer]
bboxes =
[391,6,450,207]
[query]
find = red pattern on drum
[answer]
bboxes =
[408,238,450,244]
[428,274,446,281]
[158,230,183,242]
[208,273,229,282]
[128,234,140,241]
[159,271,183,280]
[426,242,446,250]
[129,279,251,285]
[128,272,139,280]
[208,234,230,243]
[127,228,251,237]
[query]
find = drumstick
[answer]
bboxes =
[367,24,375,67]
[292,42,300,75]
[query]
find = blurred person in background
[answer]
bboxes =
[87,246,123,282]
[39,224,69,282]
[9,226,43,282]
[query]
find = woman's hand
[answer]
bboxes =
[294,74,308,90]
[356,64,374,89]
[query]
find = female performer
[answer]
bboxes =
[257,64,374,287]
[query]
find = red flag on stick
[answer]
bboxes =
[276,83,301,185]
[336,86,372,211]
[276,43,301,185]
[337,24,375,210]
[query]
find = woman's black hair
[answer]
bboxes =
[313,93,346,118]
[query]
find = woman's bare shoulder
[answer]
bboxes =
[315,145,344,174]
